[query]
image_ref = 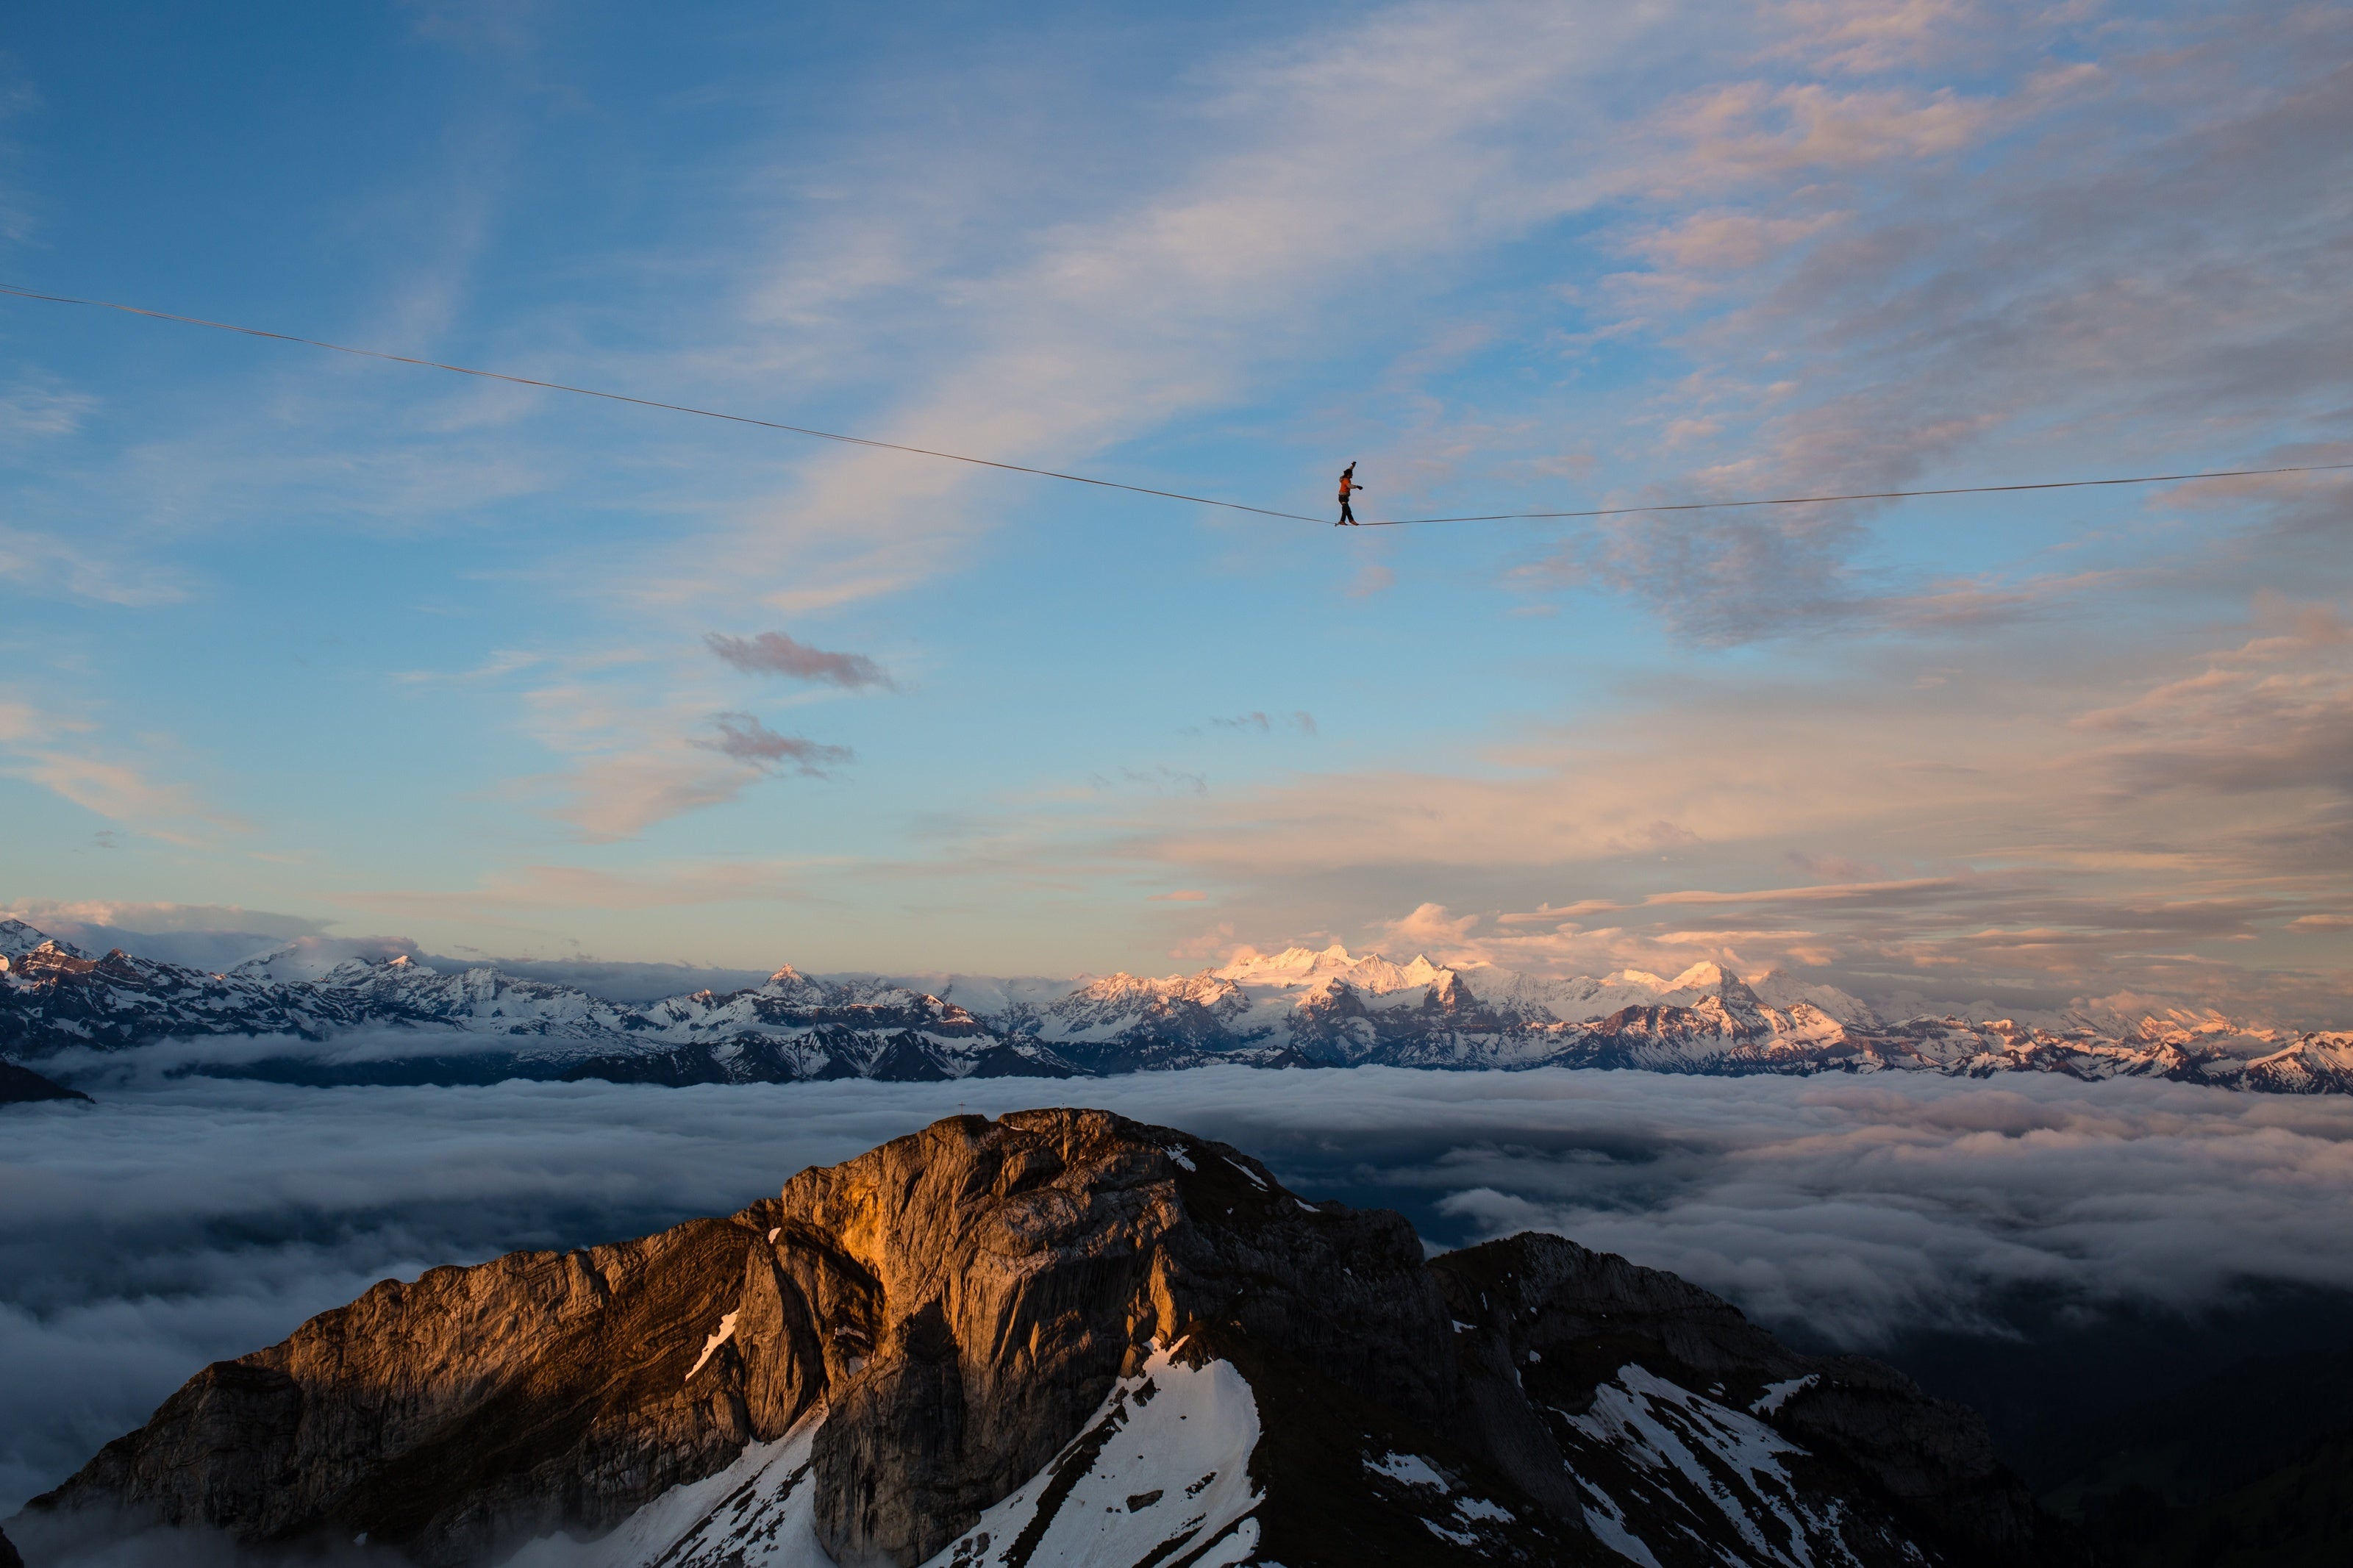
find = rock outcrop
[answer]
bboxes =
[0,1059,88,1106]
[15,1110,2083,1567]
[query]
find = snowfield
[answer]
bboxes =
[915,1343,1262,1568]
[508,1410,829,1568]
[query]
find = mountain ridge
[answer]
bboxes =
[3,919,2345,1095]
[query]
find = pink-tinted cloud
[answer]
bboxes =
[694,712,853,775]
[1210,711,1316,737]
[0,704,249,845]
[705,631,896,690]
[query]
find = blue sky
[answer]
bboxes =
[2,1,2349,1021]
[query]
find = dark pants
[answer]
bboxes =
[1338,498,1356,525]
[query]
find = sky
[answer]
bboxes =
[1,0,2349,1023]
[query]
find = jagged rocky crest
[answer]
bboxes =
[4,917,2346,1095]
[13,1110,2082,1567]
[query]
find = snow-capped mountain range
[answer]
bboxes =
[3,916,2347,1094]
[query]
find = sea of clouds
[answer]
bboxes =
[7,1067,2353,1519]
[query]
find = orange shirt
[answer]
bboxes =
[1338,474,1356,500]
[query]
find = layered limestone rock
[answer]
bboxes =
[18,1110,2082,1567]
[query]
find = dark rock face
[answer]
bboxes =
[2086,1431,2353,1567]
[18,1110,2081,1567]
[0,1059,89,1105]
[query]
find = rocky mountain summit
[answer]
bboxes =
[13,1110,2081,1568]
[4,917,2346,1095]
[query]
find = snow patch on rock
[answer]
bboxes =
[1579,1483,1665,1568]
[685,1311,738,1383]
[919,1342,1261,1568]
[507,1408,827,1567]
[1752,1375,1818,1415]
[1563,1363,1862,1568]
[1366,1451,1448,1490]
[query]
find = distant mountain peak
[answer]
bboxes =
[1211,942,1359,983]
[0,917,50,962]
[229,935,425,984]
[1211,943,1454,995]
[0,920,90,967]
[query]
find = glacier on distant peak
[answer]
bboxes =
[1210,943,1450,994]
